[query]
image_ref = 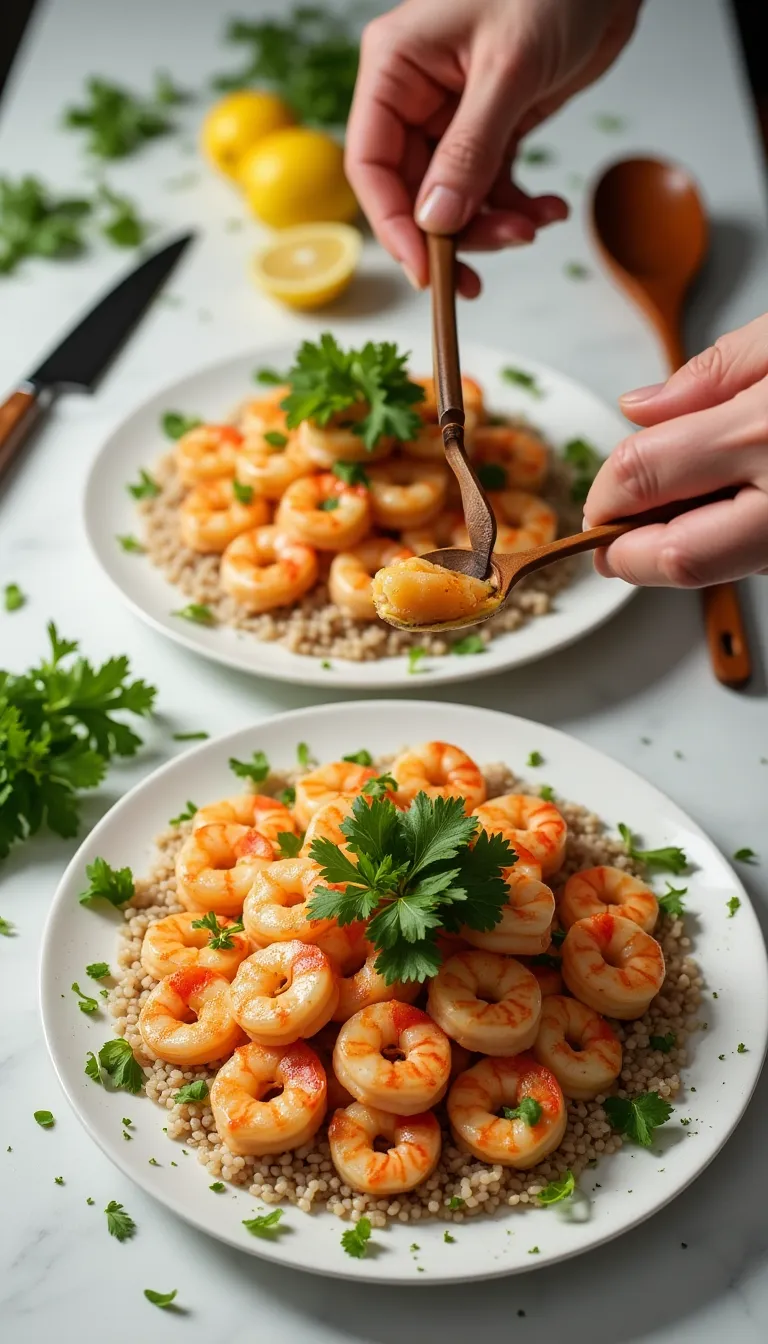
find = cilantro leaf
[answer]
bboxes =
[253,366,287,386]
[341,1215,372,1259]
[400,793,476,879]
[174,1080,209,1104]
[242,1208,284,1237]
[263,429,288,448]
[229,750,269,783]
[98,1039,144,1094]
[105,1200,136,1240]
[79,857,134,908]
[333,460,369,486]
[297,741,315,769]
[360,772,397,800]
[169,800,197,826]
[500,367,544,398]
[190,911,244,949]
[502,1097,543,1126]
[280,785,296,806]
[210,1181,225,1192]
[603,1091,673,1145]
[0,176,93,275]
[85,1051,102,1084]
[144,1289,177,1309]
[538,1171,575,1205]
[342,749,372,766]
[117,534,145,553]
[161,411,203,440]
[4,583,25,612]
[98,185,149,248]
[72,981,99,1014]
[127,468,160,499]
[658,882,687,917]
[277,831,303,858]
[733,848,758,864]
[282,334,424,449]
[618,824,688,875]
[526,751,544,767]
[448,1196,464,1210]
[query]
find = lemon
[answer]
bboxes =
[252,223,362,309]
[239,127,357,229]
[200,91,295,178]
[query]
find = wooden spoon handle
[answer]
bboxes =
[427,234,464,426]
[702,583,752,688]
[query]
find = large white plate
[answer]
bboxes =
[84,341,634,688]
[40,701,768,1284]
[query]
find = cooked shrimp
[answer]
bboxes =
[472,425,548,492]
[230,941,339,1045]
[219,525,318,612]
[462,869,555,956]
[176,823,275,916]
[332,941,420,1022]
[473,794,567,878]
[308,1022,354,1110]
[300,793,358,858]
[534,995,622,1100]
[400,509,463,556]
[403,375,483,459]
[276,472,372,551]
[193,794,299,847]
[391,741,487,809]
[140,911,250,982]
[313,918,370,970]
[449,1041,475,1081]
[210,1040,327,1155]
[138,967,244,1065]
[447,1054,567,1168]
[329,539,414,620]
[179,478,270,554]
[333,1001,451,1115]
[234,436,315,500]
[242,857,336,946]
[293,760,378,827]
[366,460,447,530]
[561,913,665,1020]
[236,387,291,436]
[371,555,502,630]
[559,866,659,934]
[452,490,556,554]
[329,1103,441,1194]
[427,950,541,1055]
[175,424,243,487]
[297,405,395,466]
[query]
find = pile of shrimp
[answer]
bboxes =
[112,744,702,1223]
[138,373,580,659]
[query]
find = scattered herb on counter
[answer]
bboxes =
[229,749,269,783]
[174,1080,209,1104]
[650,1033,676,1053]
[154,71,188,105]
[320,659,332,670]
[617,824,687,875]
[171,603,215,625]
[98,184,149,248]
[116,534,145,553]
[538,1171,575,1205]
[128,468,160,499]
[726,896,741,918]
[307,792,515,984]
[476,462,507,491]
[0,175,92,275]
[500,366,544,398]
[232,479,254,504]
[333,460,370,486]
[161,411,203,440]
[169,800,198,826]
[520,145,555,165]
[64,76,175,159]
[85,1051,102,1084]
[737,1042,747,1053]
[54,1175,64,1185]
[451,635,486,656]
[502,1098,543,1127]
[603,1091,673,1146]
[264,430,288,449]
[407,646,427,675]
[343,749,373,766]
[594,112,627,133]
[71,981,100,1014]
[79,858,134,908]
[243,1208,284,1237]
[277,831,303,858]
[282,334,424,450]
[144,1288,177,1309]
[253,366,287,386]
[4,583,25,612]
[190,912,245,950]
[563,437,602,502]
[341,1215,372,1259]
[658,882,687,917]
[172,731,209,741]
[98,1039,144,1094]
[526,751,544,768]
[0,916,14,935]
[34,1110,54,1128]
[564,261,590,280]
[733,848,758,864]
[105,1200,136,1240]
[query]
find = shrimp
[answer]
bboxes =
[473,794,567,877]
[276,472,372,551]
[561,913,665,1020]
[242,857,336,946]
[229,941,339,1045]
[462,869,555,956]
[400,509,463,556]
[329,538,414,620]
[300,793,358,858]
[447,1054,567,1168]
[293,760,378,827]
[333,1001,451,1115]
[176,823,275,916]
[559,866,659,934]
[366,460,447,530]
[210,1040,327,1155]
[427,950,541,1055]
[452,490,556,554]
[332,940,420,1022]
[472,424,549,492]
[179,478,270,554]
[193,793,299,847]
[140,911,250,982]
[313,919,370,970]
[297,405,395,466]
[234,436,315,500]
[138,967,244,1065]
[371,555,502,630]
[236,386,291,436]
[176,424,243,487]
[403,375,483,459]
[391,741,487,809]
[329,1103,441,1194]
[308,1022,355,1110]
[533,995,622,1100]
[219,525,318,612]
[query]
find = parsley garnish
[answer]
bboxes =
[277,831,303,858]
[0,175,92,274]
[407,646,427,675]
[333,460,370,486]
[564,261,590,280]
[127,468,160,499]
[594,112,627,133]
[232,479,254,504]
[243,1208,284,1237]
[174,1080,209,1104]
[229,749,269,783]
[171,603,215,625]
[54,1175,64,1185]
[282,334,424,450]
[451,634,486,656]
[527,751,544,767]
[444,1230,456,1243]
[538,1171,575,1205]
[172,731,209,741]
[603,1091,673,1145]
[342,749,373,766]
[617,824,687,875]
[116,534,145,553]
[4,583,25,612]
[658,882,687,917]
[34,1110,54,1127]
[500,366,544,398]
[476,462,507,491]
[502,1097,543,1126]
[737,1042,747,1053]
[279,785,296,807]
[341,1215,372,1258]
[253,366,287,386]
[726,896,741,918]
[361,772,397,800]
[64,76,174,158]
[0,916,14,936]
[144,1288,177,1309]
[79,858,134,908]
[210,1181,225,1192]
[563,437,602,502]
[733,848,758,864]
[650,1033,676,1053]
[539,785,555,802]
[72,981,99,1014]
[263,430,288,448]
[297,741,316,769]
[448,1196,464,1210]
[169,800,197,826]
[98,1039,144,1094]
[98,185,149,248]
[161,411,203,440]
[85,1052,102,1084]
[317,496,340,512]
[105,1200,136,1240]
[307,793,514,984]
[190,912,245,950]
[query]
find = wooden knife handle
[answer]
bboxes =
[0,388,46,483]
[701,582,752,688]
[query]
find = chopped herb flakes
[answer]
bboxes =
[64,76,175,158]
[563,437,602,502]
[443,1230,456,1243]
[71,981,99,1014]
[448,1196,464,1209]
[333,460,369,486]
[210,1181,225,1192]
[172,731,209,741]
[144,1288,177,1309]
[526,751,543,768]
[502,1098,542,1127]
[726,896,741,918]
[658,883,687,917]
[232,479,253,504]
[0,916,14,936]
[191,911,245,950]
[128,468,160,499]
[264,430,288,449]
[85,1051,102,1083]
[170,800,197,826]
[407,646,427,675]
[117,534,145,553]
[564,261,590,280]
[733,848,758,864]
[342,750,373,766]
[34,1110,54,1127]
[650,1033,676,1053]
[452,634,486,655]
[161,411,202,440]
[737,1043,747,1053]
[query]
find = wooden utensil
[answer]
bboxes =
[591,156,751,689]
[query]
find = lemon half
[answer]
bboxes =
[252,223,362,309]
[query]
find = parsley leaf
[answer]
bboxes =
[500,366,543,398]
[229,749,269,783]
[116,534,145,553]
[539,784,555,801]
[341,1215,372,1258]
[253,366,287,386]
[658,882,687,917]
[650,1033,676,1053]
[538,1170,575,1204]
[161,411,203,440]
[617,824,688,875]
[361,772,398,800]
[407,646,427,675]
[342,749,372,766]
[72,981,100,1014]
[171,603,215,625]
[318,496,340,512]
[737,1042,747,1053]
[98,1039,144,1094]
[726,896,741,918]
[233,479,254,504]
[277,831,303,858]
[34,1110,54,1127]
[4,583,25,612]
[333,460,370,486]
[263,430,288,448]
[0,176,93,275]
[297,741,315,769]
[85,1051,102,1084]
[527,751,544,767]
[733,848,758,864]
[451,634,486,656]
[127,468,160,499]
[502,1097,543,1126]
[242,1208,284,1237]
[603,1091,673,1146]
[448,1196,464,1210]
[174,1080,209,1104]
[144,1289,177,1309]
[210,1181,225,1192]
[0,916,13,936]
[564,261,590,280]
[282,334,424,449]
[105,1200,136,1240]
[64,76,174,159]
[169,800,197,826]
[79,857,134,908]
[280,785,296,806]
[190,911,245,950]
[563,437,602,503]
[172,731,209,741]
[98,184,149,248]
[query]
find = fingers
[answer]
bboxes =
[619,313,768,425]
[593,487,768,587]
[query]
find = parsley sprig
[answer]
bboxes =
[603,1091,673,1146]
[64,75,176,159]
[0,176,91,275]
[307,793,514,983]
[618,824,688,875]
[282,334,424,450]
[190,911,245,950]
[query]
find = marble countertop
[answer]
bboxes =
[1,0,767,1339]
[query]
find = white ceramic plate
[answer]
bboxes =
[41,701,768,1284]
[84,341,634,688]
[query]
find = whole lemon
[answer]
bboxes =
[239,127,357,229]
[201,91,295,178]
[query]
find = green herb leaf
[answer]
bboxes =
[277,830,303,858]
[563,437,602,502]
[737,1042,747,1053]
[263,430,288,448]
[171,603,215,625]
[232,479,254,504]
[297,741,315,769]
[733,848,758,864]
[500,366,544,397]
[85,1051,102,1084]
[618,824,687,874]
[243,1208,284,1237]
[253,366,287,386]
[361,772,397,800]
[341,1215,372,1259]
[4,583,25,612]
[332,460,370,488]
[190,911,245,950]
[650,1033,676,1053]
[317,496,340,512]
[128,468,160,499]
[538,1170,575,1205]
[154,70,188,105]
[539,785,555,802]
[520,145,555,165]
[64,76,173,159]
[550,927,565,947]
[169,800,197,826]
[34,1110,54,1127]
[172,731,209,741]
[116,534,145,553]
[282,334,424,449]
[658,882,687,917]
[98,185,149,248]
[161,411,203,440]
[0,915,13,935]
[726,896,741,918]
[594,112,627,133]
[502,1097,543,1127]
[603,1091,673,1146]
[79,857,134,908]
[98,1039,144,1094]
[174,1079,209,1104]
[448,1196,464,1209]
[280,785,296,806]
[526,751,544,767]
[72,981,99,1014]
[451,634,486,656]
[407,646,427,675]
[105,1200,136,1240]
[210,1181,225,1192]
[342,749,373,766]
[144,1288,177,1309]
[564,261,590,280]
[476,462,507,491]
[229,749,269,782]
[443,1230,456,1243]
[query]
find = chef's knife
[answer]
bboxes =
[0,232,194,483]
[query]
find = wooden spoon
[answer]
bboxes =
[592,156,751,689]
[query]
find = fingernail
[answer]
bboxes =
[620,381,665,405]
[402,265,423,291]
[416,185,466,233]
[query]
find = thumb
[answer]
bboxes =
[415,50,532,235]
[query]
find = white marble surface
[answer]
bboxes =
[1,0,767,1339]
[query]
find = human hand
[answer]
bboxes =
[584,313,768,586]
[346,0,641,296]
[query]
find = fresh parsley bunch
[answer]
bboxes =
[63,76,175,159]
[282,334,425,450]
[307,793,515,983]
[0,624,155,859]
[0,176,92,275]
